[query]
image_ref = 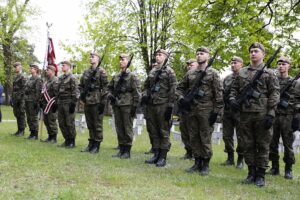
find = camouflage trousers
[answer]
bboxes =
[84,104,103,142]
[222,110,243,155]
[44,110,58,136]
[144,108,154,148]
[113,105,134,145]
[179,114,192,151]
[25,101,39,133]
[240,112,272,169]
[269,114,295,165]
[13,100,26,131]
[146,103,171,150]
[188,109,214,159]
[58,104,76,140]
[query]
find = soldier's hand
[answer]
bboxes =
[108,94,116,105]
[130,106,137,118]
[98,103,105,115]
[178,98,189,110]
[141,95,149,106]
[230,99,240,111]
[52,104,57,113]
[291,118,299,132]
[208,112,218,126]
[263,115,274,130]
[164,106,173,121]
[69,103,76,114]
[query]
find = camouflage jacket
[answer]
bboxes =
[143,64,177,107]
[78,67,108,105]
[293,79,300,119]
[57,73,79,104]
[277,76,298,115]
[176,67,224,114]
[229,64,280,117]
[12,73,27,102]
[24,75,43,102]
[41,76,59,106]
[108,69,141,107]
[223,73,237,112]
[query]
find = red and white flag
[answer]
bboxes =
[44,37,58,75]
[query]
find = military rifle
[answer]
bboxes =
[179,50,218,112]
[110,54,134,104]
[234,46,281,108]
[80,54,105,102]
[278,71,300,108]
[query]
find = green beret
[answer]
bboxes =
[155,49,169,57]
[186,59,197,64]
[231,56,243,63]
[277,56,291,64]
[249,42,265,53]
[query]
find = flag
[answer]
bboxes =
[44,37,58,75]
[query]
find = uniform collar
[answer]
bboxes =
[248,63,265,71]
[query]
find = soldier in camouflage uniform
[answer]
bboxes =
[268,56,299,179]
[141,49,177,167]
[57,61,79,148]
[179,59,199,160]
[24,63,43,140]
[11,62,27,136]
[177,47,224,176]
[108,53,141,159]
[229,43,280,187]
[41,65,59,143]
[221,56,244,169]
[79,52,108,153]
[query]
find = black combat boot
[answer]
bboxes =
[242,165,256,184]
[50,135,57,144]
[221,152,234,166]
[144,147,154,154]
[81,139,94,152]
[267,160,279,175]
[284,164,293,179]
[112,144,124,157]
[66,139,75,148]
[236,155,244,169]
[181,149,193,160]
[185,157,202,173]
[120,145,131,159]
[27,130,38,140]
[156,149,168,167]
[200,158,210,176]
[145,148,160,164]
[255,167,266,187]
[89,141,100,153]
[14,129,24,137]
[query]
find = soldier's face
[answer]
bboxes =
[249,48,265,63]
[277,62,290,74]
[61,64,70,73]
[120,57,129,69]
[14,65,22,73]
[46,68,54,77]
[30,67,37,75]
[196,51,209,63]
[90,55,99,65]
[155,53,167,64]
[188,62,199,71]
[230,61,243,73]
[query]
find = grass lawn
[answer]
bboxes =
[0,105,300,199]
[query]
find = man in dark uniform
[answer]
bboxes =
[177,47,224,176]
[11,62,27,136]
[57,61,79,148]
[79,52,108,153]
[142,49,177,167]
[268,56,299,179]
[229,43,280,187]
[24,63,43,140]
[41,65,59,143]
[108,53,140,159]
[221,56,244,169]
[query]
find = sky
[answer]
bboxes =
[28,0,84,63]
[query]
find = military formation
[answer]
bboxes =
[9,42,300,187]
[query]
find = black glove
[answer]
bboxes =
[52,103,57,113]
[130,106,137,117]
[178,98,190,110]
[208,112,218,126]
[164,106,173,121]
[109,95,116,105]
[230,99,240,111]
[292,118,299,132]
[69,103,76,114]
[263,115,274,130]
[98,103,105,115]
[141,95,149,105]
